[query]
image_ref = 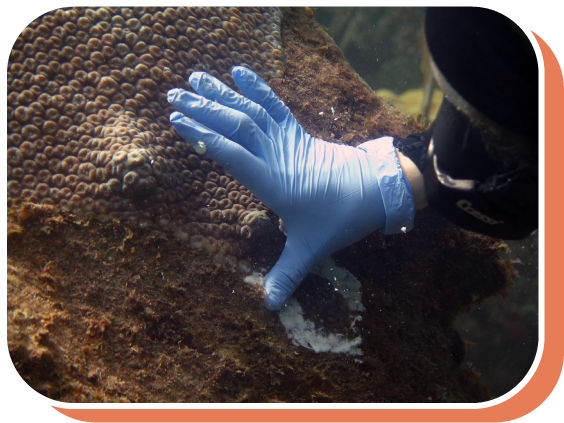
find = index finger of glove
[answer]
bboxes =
[231,66,296,129]
[170,111,263,182]
[188,71,279,138]
[167,88,276,161]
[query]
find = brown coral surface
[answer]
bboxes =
[7,8,514,402]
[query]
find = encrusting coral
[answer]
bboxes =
[7,6,284,258]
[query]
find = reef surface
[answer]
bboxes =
[7,8,516,402]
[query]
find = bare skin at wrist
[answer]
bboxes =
[396,149,428,211]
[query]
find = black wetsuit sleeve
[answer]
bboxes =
[392,129,431,174]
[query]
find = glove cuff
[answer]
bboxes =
[357,137,416,234]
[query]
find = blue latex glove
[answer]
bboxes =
[168,66,415,310]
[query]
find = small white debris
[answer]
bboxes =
[334,117,338,121]
[401,226,407,233]
[349,315,362,332]
[318,111,324,115]
[278,218,287,236]
[194,141,206,154]
[331,107,335,115]
[243,273,264,287]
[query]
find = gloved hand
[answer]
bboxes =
[168,66,415,311]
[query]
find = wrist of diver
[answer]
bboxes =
[396,149,428,211]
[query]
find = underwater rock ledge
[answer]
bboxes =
[7,8,514,402]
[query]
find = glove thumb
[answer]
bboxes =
[263,238,321,311]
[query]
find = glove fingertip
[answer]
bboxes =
[167,88,181,104]
[231,65,252,77]
[169,111,184,122]
[264,290,288,311]
[232,66,261,87]
[188,71,203,88]
[264,274,296,311]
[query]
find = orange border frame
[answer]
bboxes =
[50,33,563,423]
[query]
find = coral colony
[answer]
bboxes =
[8,7,284,265]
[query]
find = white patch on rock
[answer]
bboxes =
[280,257,365,355]
[279,299,363,356]
[241,258,365,356]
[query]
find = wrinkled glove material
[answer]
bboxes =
[357,138,415,234]
[168,67,415,311]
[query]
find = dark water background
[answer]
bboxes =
[315,7,539,399]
